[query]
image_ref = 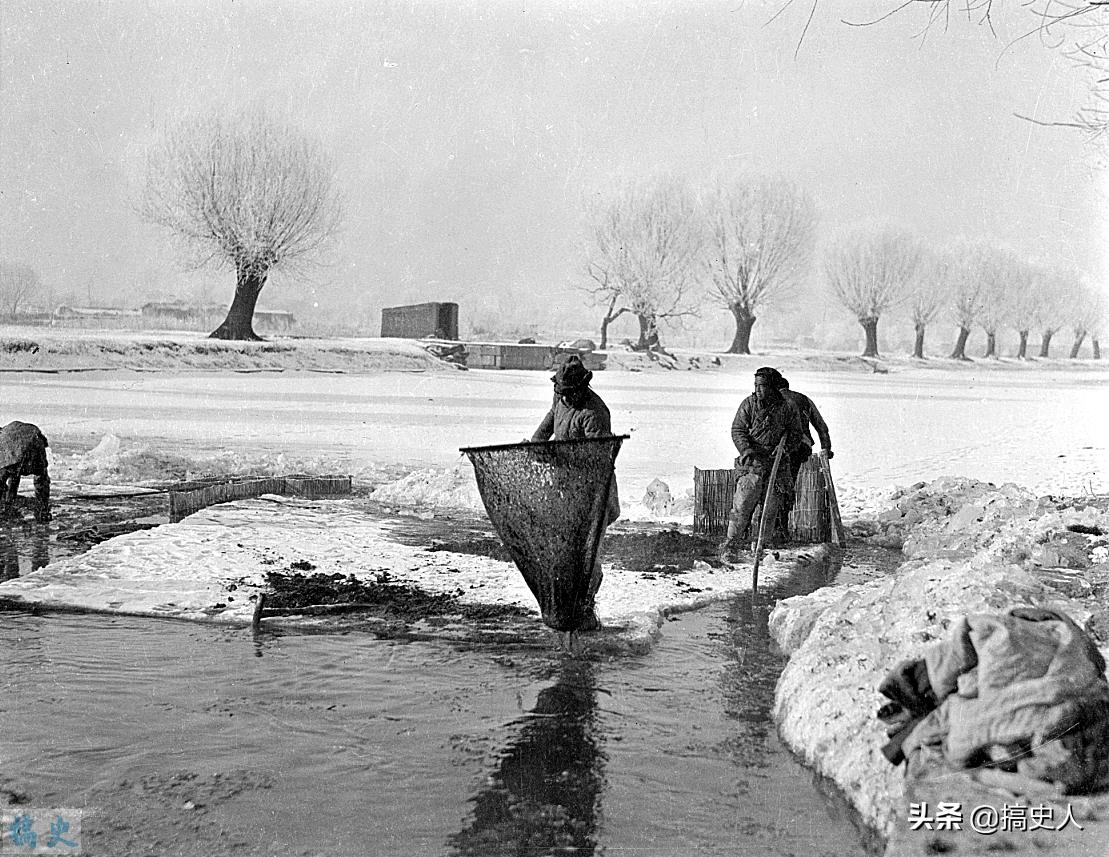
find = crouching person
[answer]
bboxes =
[718,367,805,562]
[1,421,51,522]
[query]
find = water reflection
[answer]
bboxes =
[0,520,54,581]
[448,659,605,856]
[0,493,166,581]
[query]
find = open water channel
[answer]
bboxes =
[2,494,884,857]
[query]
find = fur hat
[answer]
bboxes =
[552,354,593,391]
[754,366,784,387]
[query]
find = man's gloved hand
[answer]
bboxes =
[824,449,834,460]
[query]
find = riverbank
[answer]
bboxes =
[2,325,1106,376]
[769,479,1109,854]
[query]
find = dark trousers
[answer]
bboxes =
[2,454,50,522]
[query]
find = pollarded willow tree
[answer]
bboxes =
[1068,276,1106,357]
[904,246,952,359]
[825,226,921,358]
[1008,256,1049,359]
[972,242,1020,359]
[581,177,702,353]
[141,108,342,340]
[945,241,985,360]
[1038,264,1080,357]
[701,175,817,354]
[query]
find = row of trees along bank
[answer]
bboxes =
[579,175,1104,359]
[5,108,1101,357]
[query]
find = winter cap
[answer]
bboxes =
[552,354,593,391]
[754,366,784,387]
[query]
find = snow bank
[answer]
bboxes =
[369,463,484,511]
[769,479,1109,842]
[53,433,394,487]
[0,331,452,373]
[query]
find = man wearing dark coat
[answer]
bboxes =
[719,367,806,561]
[532,355,620,630]
[1,420,51,522]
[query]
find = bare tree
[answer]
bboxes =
[793,2,1109,145]
[1008,256,1050,358]
[701,175,817,354]
[904,245,952,359]
[0,262,42,319]
[944,241,986,360]
[1038,264,1081,357]
[972,242,1021,358]
[141,108,342,340]
[1067,276,1106,357]
[581,177,702,353]
[825,225,921,358]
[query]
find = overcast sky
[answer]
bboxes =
[1,0,1104,341]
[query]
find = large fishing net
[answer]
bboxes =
[461,436,627,632]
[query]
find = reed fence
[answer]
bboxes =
[167,474,352,522]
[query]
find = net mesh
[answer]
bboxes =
[461,436,626,632]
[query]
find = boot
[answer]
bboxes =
[717,519,747,563]
[578,603,602,632]
[578,559,603,631]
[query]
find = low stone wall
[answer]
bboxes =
[768,479,1109,852]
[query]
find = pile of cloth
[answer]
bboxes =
[878,607,1109,794]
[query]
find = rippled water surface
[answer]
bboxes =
[2,555,875,857]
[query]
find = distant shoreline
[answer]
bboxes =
[2,325,1106,376]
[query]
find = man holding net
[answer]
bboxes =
[532,355,620,630]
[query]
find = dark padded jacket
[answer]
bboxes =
[782,389,831,452]
[532,389,612,441]
[730,393,807,468]
[0,421,49,475]
[531,388,620,523]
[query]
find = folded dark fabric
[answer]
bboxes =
[895,608,1109,794]
[878,658,940,765]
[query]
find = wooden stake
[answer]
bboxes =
[251,592,266,631]
[819,452,847,548]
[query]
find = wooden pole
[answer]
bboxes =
[251,592,266,631]
[751,437,787,596]
[819,451,847,547]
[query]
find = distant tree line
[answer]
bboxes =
[578,175,1104,360]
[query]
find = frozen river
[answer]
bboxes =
[4,364,1107,503]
